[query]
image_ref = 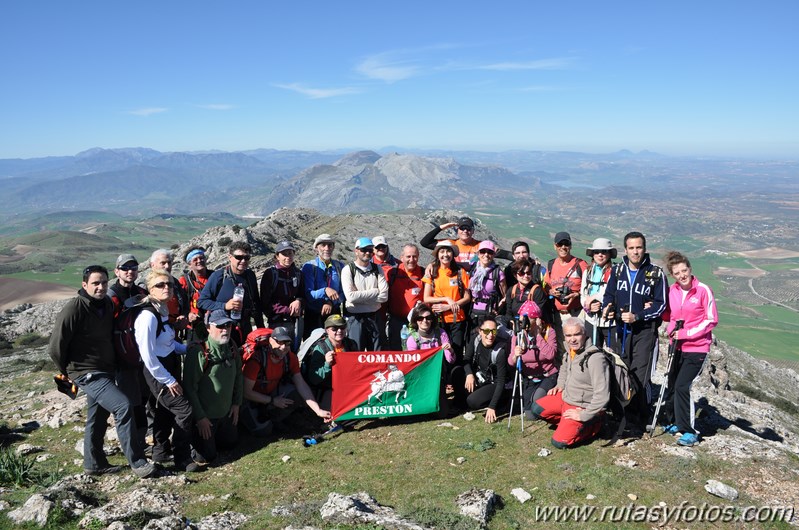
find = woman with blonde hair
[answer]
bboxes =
[137,270,200,472]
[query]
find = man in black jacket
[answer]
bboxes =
[48,265,155,478]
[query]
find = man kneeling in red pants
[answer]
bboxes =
[531,317,609,448]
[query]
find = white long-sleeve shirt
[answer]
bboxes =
[341,262,388,314]
[134,310,186,386]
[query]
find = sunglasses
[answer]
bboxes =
[118,265,138,271]
[593,250,610,255]
[330,325,346,331]
[458,226,473,231]
[480,328,497,336]
[153,282,172,289]
[416,315,434,322]
[517,270,533,277]
[556,241,572,247]
[479,249,495,255]
[374,245,388,251]
[232,254,251,261]
[358,247,374,253]
[212,322,233,329]
[275,339,292,346]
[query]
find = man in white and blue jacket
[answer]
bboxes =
[602,231,668,429]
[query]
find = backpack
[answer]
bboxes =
[402,328,443,351]
[240,328,291,386]
[547,257,587,289]
[199,342,237,375]
[113,296,164,368]
[298,328,327,365]
[263,265,301,297]
[346,261,380,285]
[579,346,635,443]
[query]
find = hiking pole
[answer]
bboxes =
[646,320,684,437]
[507,317,522,431]
[508,317,527,432]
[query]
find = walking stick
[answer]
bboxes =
[646,320,684,436]
[507,317,525,432]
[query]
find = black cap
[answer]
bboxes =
[457,216,474,229]
[554,231,571,244]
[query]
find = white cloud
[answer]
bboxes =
[273,83,362,99]
[197,103,235,110]
[355,54,421,83]
[127,107,168,116]
[478,58,574,71]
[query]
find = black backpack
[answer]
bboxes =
[113,296,164,368]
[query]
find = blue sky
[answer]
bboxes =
[1,1,797,159]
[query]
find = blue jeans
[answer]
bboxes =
[75,372,146,470]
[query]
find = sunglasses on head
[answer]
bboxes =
[153,282,171,289]
[480,328,497,336]
[232,254,251,261]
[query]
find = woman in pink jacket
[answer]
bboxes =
[508,301,558,419]
[662,251,718,447]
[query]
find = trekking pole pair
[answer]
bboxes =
[646,320,684,436]
[507,316,526,432]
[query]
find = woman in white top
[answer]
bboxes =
[580,238,617,350]
[137,270,199,473]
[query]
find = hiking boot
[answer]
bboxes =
[84,464,122,476]
[178,460,205,473]
[131,461,157,479]
[677,432,699,447]
[662,424,680,435]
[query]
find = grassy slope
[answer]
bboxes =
[4,368,795,530]
[0,214,245,288]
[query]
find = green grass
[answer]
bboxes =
[2,363,797,530]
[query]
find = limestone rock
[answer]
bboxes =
[510,488,531,503]
[6,494,54,527]
[456,487,498,526]
[15,443,44,456]
[320,491,428,529]
[142,515,185,530]
[195,511,249,530]
[704,480,739,501]
[79,487,181,527]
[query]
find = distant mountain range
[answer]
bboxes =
[0,146,795,219]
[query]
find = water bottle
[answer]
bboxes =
[230,283,244,320]
[400,324,409,343]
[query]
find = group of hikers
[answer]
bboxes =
[48,216,718,479]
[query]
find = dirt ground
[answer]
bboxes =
[714,266,767,278]
[737,247,799,259]
[0,277,76,311]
